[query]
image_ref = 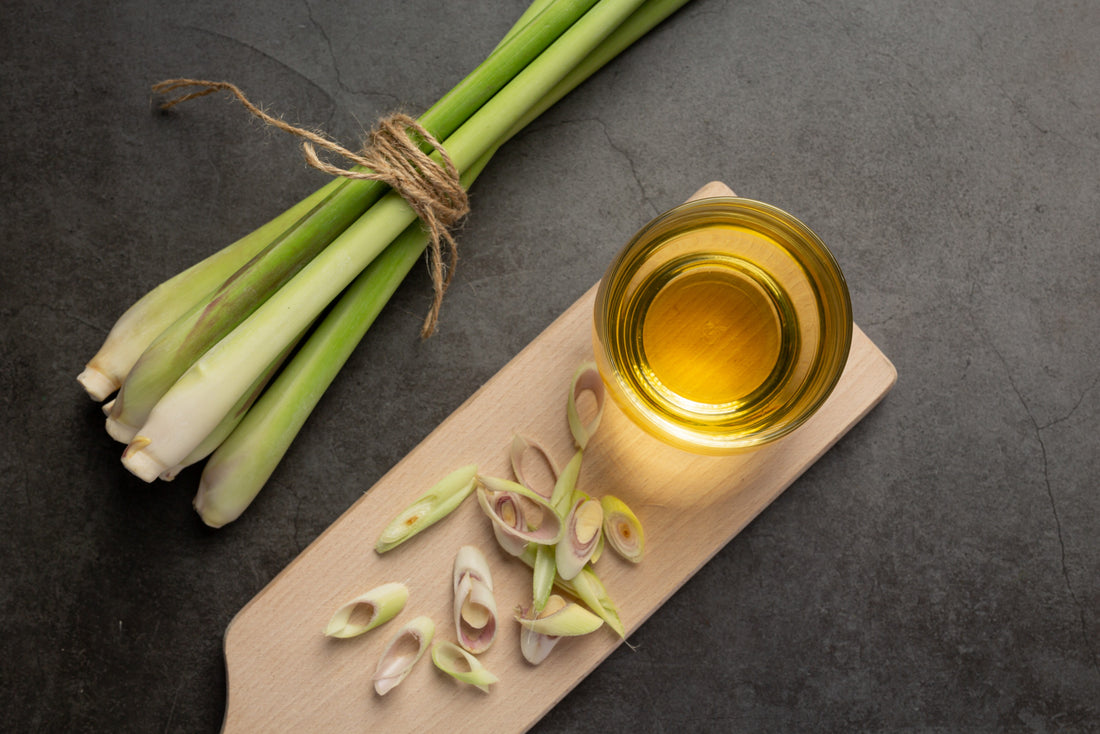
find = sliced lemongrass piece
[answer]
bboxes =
[555,497,603,580]
[567,362,605,450]
[510,432,560,499]
[515,594,603,636]
[375,465,478,553]
[477,476,563,546]
[519,624,557,665]
[453,546,497,654]
[517,594,566,665]
[517,546,624,637]
[591,521,606,564]
[549,449,584,516]
[565,565,624,637]
[323,582,408,639]
[532,543,556,613]
[431,641,499,693]
[372,615,435,696]
[485,490,531,556]
[601,494,645,563]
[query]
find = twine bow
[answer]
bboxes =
[152,78,469,337]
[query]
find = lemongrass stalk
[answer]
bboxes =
[195,0,694,522]
[104,0,603,440]
[159,329,306,481]
[125,0,686,482]
[77,180,341,402]
[194,155,491,525]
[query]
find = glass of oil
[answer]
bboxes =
[593,197,852,453]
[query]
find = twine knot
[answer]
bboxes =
[152,78,469,337]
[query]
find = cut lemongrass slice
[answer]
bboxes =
[567,362,605,450]
[372,615,435,696]
[431,641,498,693]
[375,465,478,553]
[477,475,563,546]
[509,432,560,499]
[453,546,497,654]
[323,582,408,638]
[600,494,645,563]
[556,497,603,580]
[515,594,603,637]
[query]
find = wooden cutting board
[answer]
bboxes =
[221,182,897,733]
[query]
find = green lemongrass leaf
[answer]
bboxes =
[324,582,409,639]
[567,362,605,450]
[373,615,435,696]
[549,449,584,515]
[375,465,479,553]
[431,641,498,693]
[515,596,603,637]
[600,494,645,562]
[564,565,624,637]
[555,497,603,580]
[532,543,556,613]
[477,476,564,545]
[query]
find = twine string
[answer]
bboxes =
[152,78,469,337]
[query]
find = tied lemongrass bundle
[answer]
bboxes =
[78,0,694,527]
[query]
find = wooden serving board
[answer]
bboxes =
[221,182,897,733]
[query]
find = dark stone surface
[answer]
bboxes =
[3,0,1098,731]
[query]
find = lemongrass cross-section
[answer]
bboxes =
[372,615,435,696]
[323,582,408,638]
[431,641,499,692]
[453,545,497,654]
[375,464,478,553]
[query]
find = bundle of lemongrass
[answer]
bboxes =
[79,0,692,527]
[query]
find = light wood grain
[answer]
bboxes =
[221,183,897,733]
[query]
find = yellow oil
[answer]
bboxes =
[595,197,852,453]
[609,249,799,430]
[642,260,784,406]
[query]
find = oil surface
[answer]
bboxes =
[641,261,783,407]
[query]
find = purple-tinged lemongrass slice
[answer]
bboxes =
[431,641,499,692]
[555,497,603,580]
[323,582,408,638]
[372,615,435,696]
[600,494,645,563]
[483,490,530,557]
[567,362,605,450]
[453,546,497,654]
[477,476,563,546]
[510,433,560,499]
[375,465,478,553]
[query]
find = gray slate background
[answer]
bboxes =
[3,0,1098,731]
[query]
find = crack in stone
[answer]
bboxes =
[977,321,1100,677]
